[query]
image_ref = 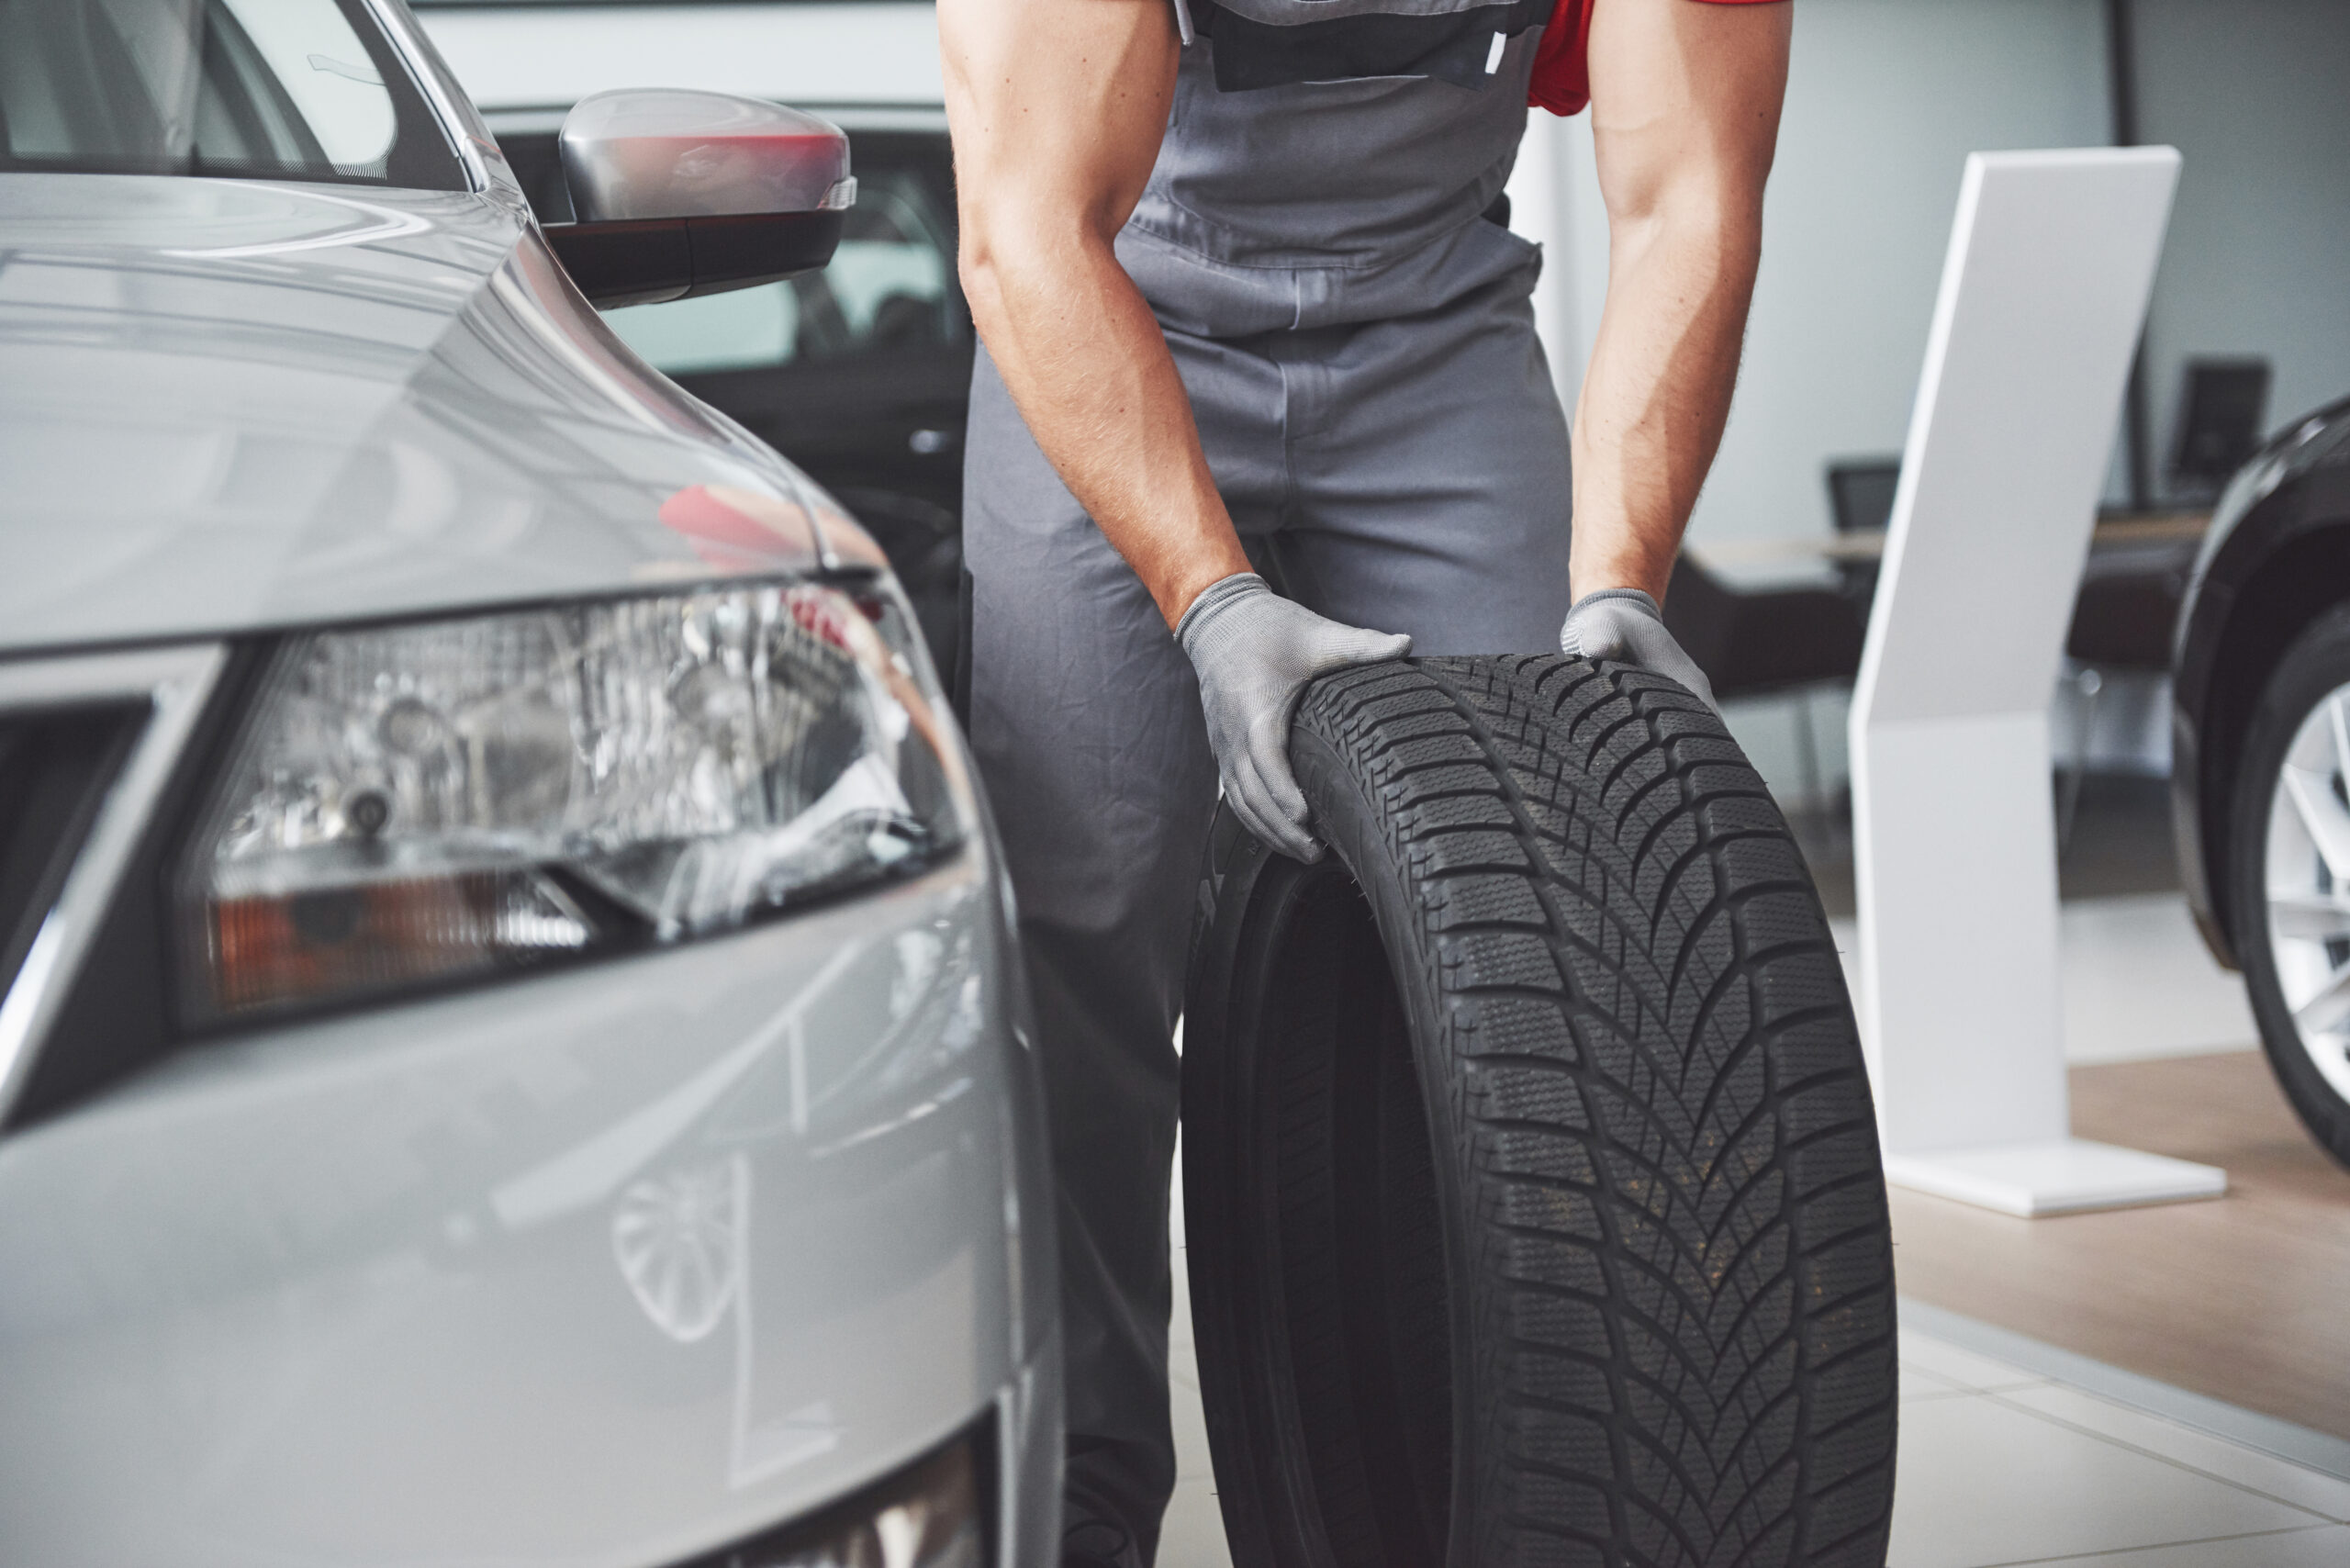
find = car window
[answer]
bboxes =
[0,0,465,190]
[602,162,966,378]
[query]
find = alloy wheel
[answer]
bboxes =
[2263,681,2350,1105]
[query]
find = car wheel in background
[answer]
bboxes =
[1183,655,1899,1568]
[2231,604,2350,1169]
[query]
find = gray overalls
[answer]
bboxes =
[962,3,1574,1550]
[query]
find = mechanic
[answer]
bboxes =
[939,0,1789,1561]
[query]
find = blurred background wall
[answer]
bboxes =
[1675,0,2114,551]
[2134,0,2350,476]
[1505,0,2350,806]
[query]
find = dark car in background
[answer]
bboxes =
[2172,394,2350,1167]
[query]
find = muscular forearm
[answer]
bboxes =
[961,227,1249,627]
[1573,0,1789,606]
[1569,198,1763,601]
[945,0,1248,628]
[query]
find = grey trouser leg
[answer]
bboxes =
[962,263,1572,1562]
[964,340,1214,1561]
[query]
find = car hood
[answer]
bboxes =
[0,175,842,656]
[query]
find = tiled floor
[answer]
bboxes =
[1885,1332,2350,1568]
[1892,1051,2350,1440]
[1158,1154,2350,1568]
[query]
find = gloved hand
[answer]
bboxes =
[1559,587,1720,712]
[1179,573,1412,861]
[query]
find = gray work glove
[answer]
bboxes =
[1179,573,1411,862]
[1560,587,1719,712]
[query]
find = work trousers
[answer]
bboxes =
[963,263,1574,1560]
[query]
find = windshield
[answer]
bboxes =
[0,0,466,189]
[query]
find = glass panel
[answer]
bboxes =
[220,0,395,167]
[605,163,962,377]
[0,0,463,189]
[606,279,801,378]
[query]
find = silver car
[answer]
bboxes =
[0,3,1059,1564]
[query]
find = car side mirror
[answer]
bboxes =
[542,89,855,310]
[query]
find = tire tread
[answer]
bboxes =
[1288,655,1896,1567]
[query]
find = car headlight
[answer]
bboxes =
[176,579,970,1025]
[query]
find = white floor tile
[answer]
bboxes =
[1169,1349,1214,1477]
[1899,1328,2053,1394]
[1169,1253,1195,1361]
[1902,1360,1975,1403]
[1887,1394,2324,1568]
[2021,1522,2350,1567]
[1158,1479,1235,1568]
[1993,1383,2350,1524]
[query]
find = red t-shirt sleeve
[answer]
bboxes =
[1529,0,1785,117]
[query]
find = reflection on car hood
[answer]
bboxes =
[0,174,831,655]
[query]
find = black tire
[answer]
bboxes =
[1183,655,1897,1568]
[2227,605,2350,1168]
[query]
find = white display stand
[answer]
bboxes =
[1849,148,2225,1217]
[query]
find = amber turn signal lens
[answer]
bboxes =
[207,870,593,1018]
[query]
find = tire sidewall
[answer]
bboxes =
[1287,722,1494,1567]
[1179,810,1330,1568]
[2227,603,2350,1163]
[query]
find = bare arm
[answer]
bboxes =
[940,0,1250,628]
[1572,0,1790,603]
